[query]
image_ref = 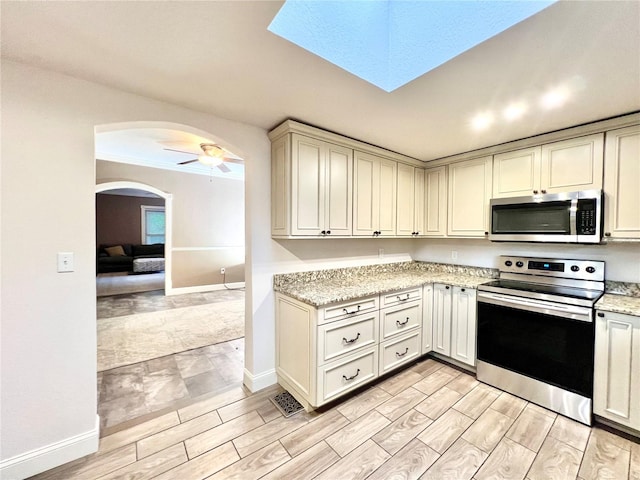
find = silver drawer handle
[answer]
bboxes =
[343,305,361,315]
[342,333,361,344]
[396,318,409,327]
[396,294,410,301]
[396,347,409,357]
[343,369,360,381]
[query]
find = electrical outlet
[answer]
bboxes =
[451,251,458,260]
[57,252,74,272]
[220,267,226,275]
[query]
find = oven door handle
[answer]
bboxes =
[477,291,593,322]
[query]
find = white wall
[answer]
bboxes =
[0,60,269,478]
[413,238,640,282]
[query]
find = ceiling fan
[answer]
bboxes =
[164,143,244,173]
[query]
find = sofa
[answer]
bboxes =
[97,243,165,273]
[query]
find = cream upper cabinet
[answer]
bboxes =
[423,165,447,237]
[271,133,352,237]
[353,151,397,237]
[448,156,492,237]
[493,133,604,198]
[594,310,640,431]
[493,147,542,198]
[396,164,425,236]
[603,125,640,239]
[540,133,604,193]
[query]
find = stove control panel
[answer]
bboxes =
[499,256,605,281]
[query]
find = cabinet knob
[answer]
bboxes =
[326,230,331,235]
[541,189,547,194]
[605,232,611,237]
[484,231,489,236]
[320,230,326,235]
[445,285,450,289]
[533,190,539,194]
[461,288,465,292]
[597,312,605,317]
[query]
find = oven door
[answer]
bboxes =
[477,292,594,398]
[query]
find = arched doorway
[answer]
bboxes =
[96,181,173,294]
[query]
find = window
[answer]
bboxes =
[141,205,165,244]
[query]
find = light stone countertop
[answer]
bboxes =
[595,294,640,317]
[273,264,495,307]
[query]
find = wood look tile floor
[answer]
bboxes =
[31,358,639,480]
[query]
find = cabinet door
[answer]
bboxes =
[448,156,492,237]
[353,152,397,236]
[291,134,325,236]
[378,158,397,236]
[450,287,477,367]
[604,125,640,239]
[594,310,640,430]
[325,144,353,236]
[271,135,290,236]
[493,147,541,198]
[424,166,447,237]
[414,168,425,236]
[353,151,378,236]
[432,284,452,356]
[540,133,604,193]
[422,284,433,353]
[396,163,416,236]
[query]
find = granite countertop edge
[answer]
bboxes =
[274,271,493,307]
[595,294,640,317]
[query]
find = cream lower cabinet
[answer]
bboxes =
[422,284,434,353]
[430,283,477,367]
[276,287,422,410]
[604,125,640,239]
[594,310,640,432]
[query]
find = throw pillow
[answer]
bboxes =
[105,245,126,257]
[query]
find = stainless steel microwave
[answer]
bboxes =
[489,190,603,243]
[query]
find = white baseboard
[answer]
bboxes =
[166,282,245,296]
[0,415,99,480]
[243,368,277,392]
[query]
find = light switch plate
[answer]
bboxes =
[57,252,74,272]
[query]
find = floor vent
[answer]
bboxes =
[270,391,304,417]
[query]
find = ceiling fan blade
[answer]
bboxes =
[178,159,199,165]
[164,147,199,155]
[217,163,232,173]
[222,157,244,165]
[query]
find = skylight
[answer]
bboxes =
[268,0,555,92]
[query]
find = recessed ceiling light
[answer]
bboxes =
[503,102,528,120]
[541,87,569,109]
[472,112,494,131]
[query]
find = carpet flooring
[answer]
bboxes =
[96,272,165,297]
[97,299,244,372]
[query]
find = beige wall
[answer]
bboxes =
[96,160,245,288]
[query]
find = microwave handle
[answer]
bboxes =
[569,198,578,236]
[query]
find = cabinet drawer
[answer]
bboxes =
[381,301,422,341]
[320,295,378,325]
[317,312,378,365]
[381,287,422,307]
[318,347,378,404]
[379,330,422,375]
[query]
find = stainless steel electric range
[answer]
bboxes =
[477,255,605,425]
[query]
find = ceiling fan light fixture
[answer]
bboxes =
[201,143,226,158]
[198,154,224,167]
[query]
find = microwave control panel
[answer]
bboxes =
[576,198,597,235]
